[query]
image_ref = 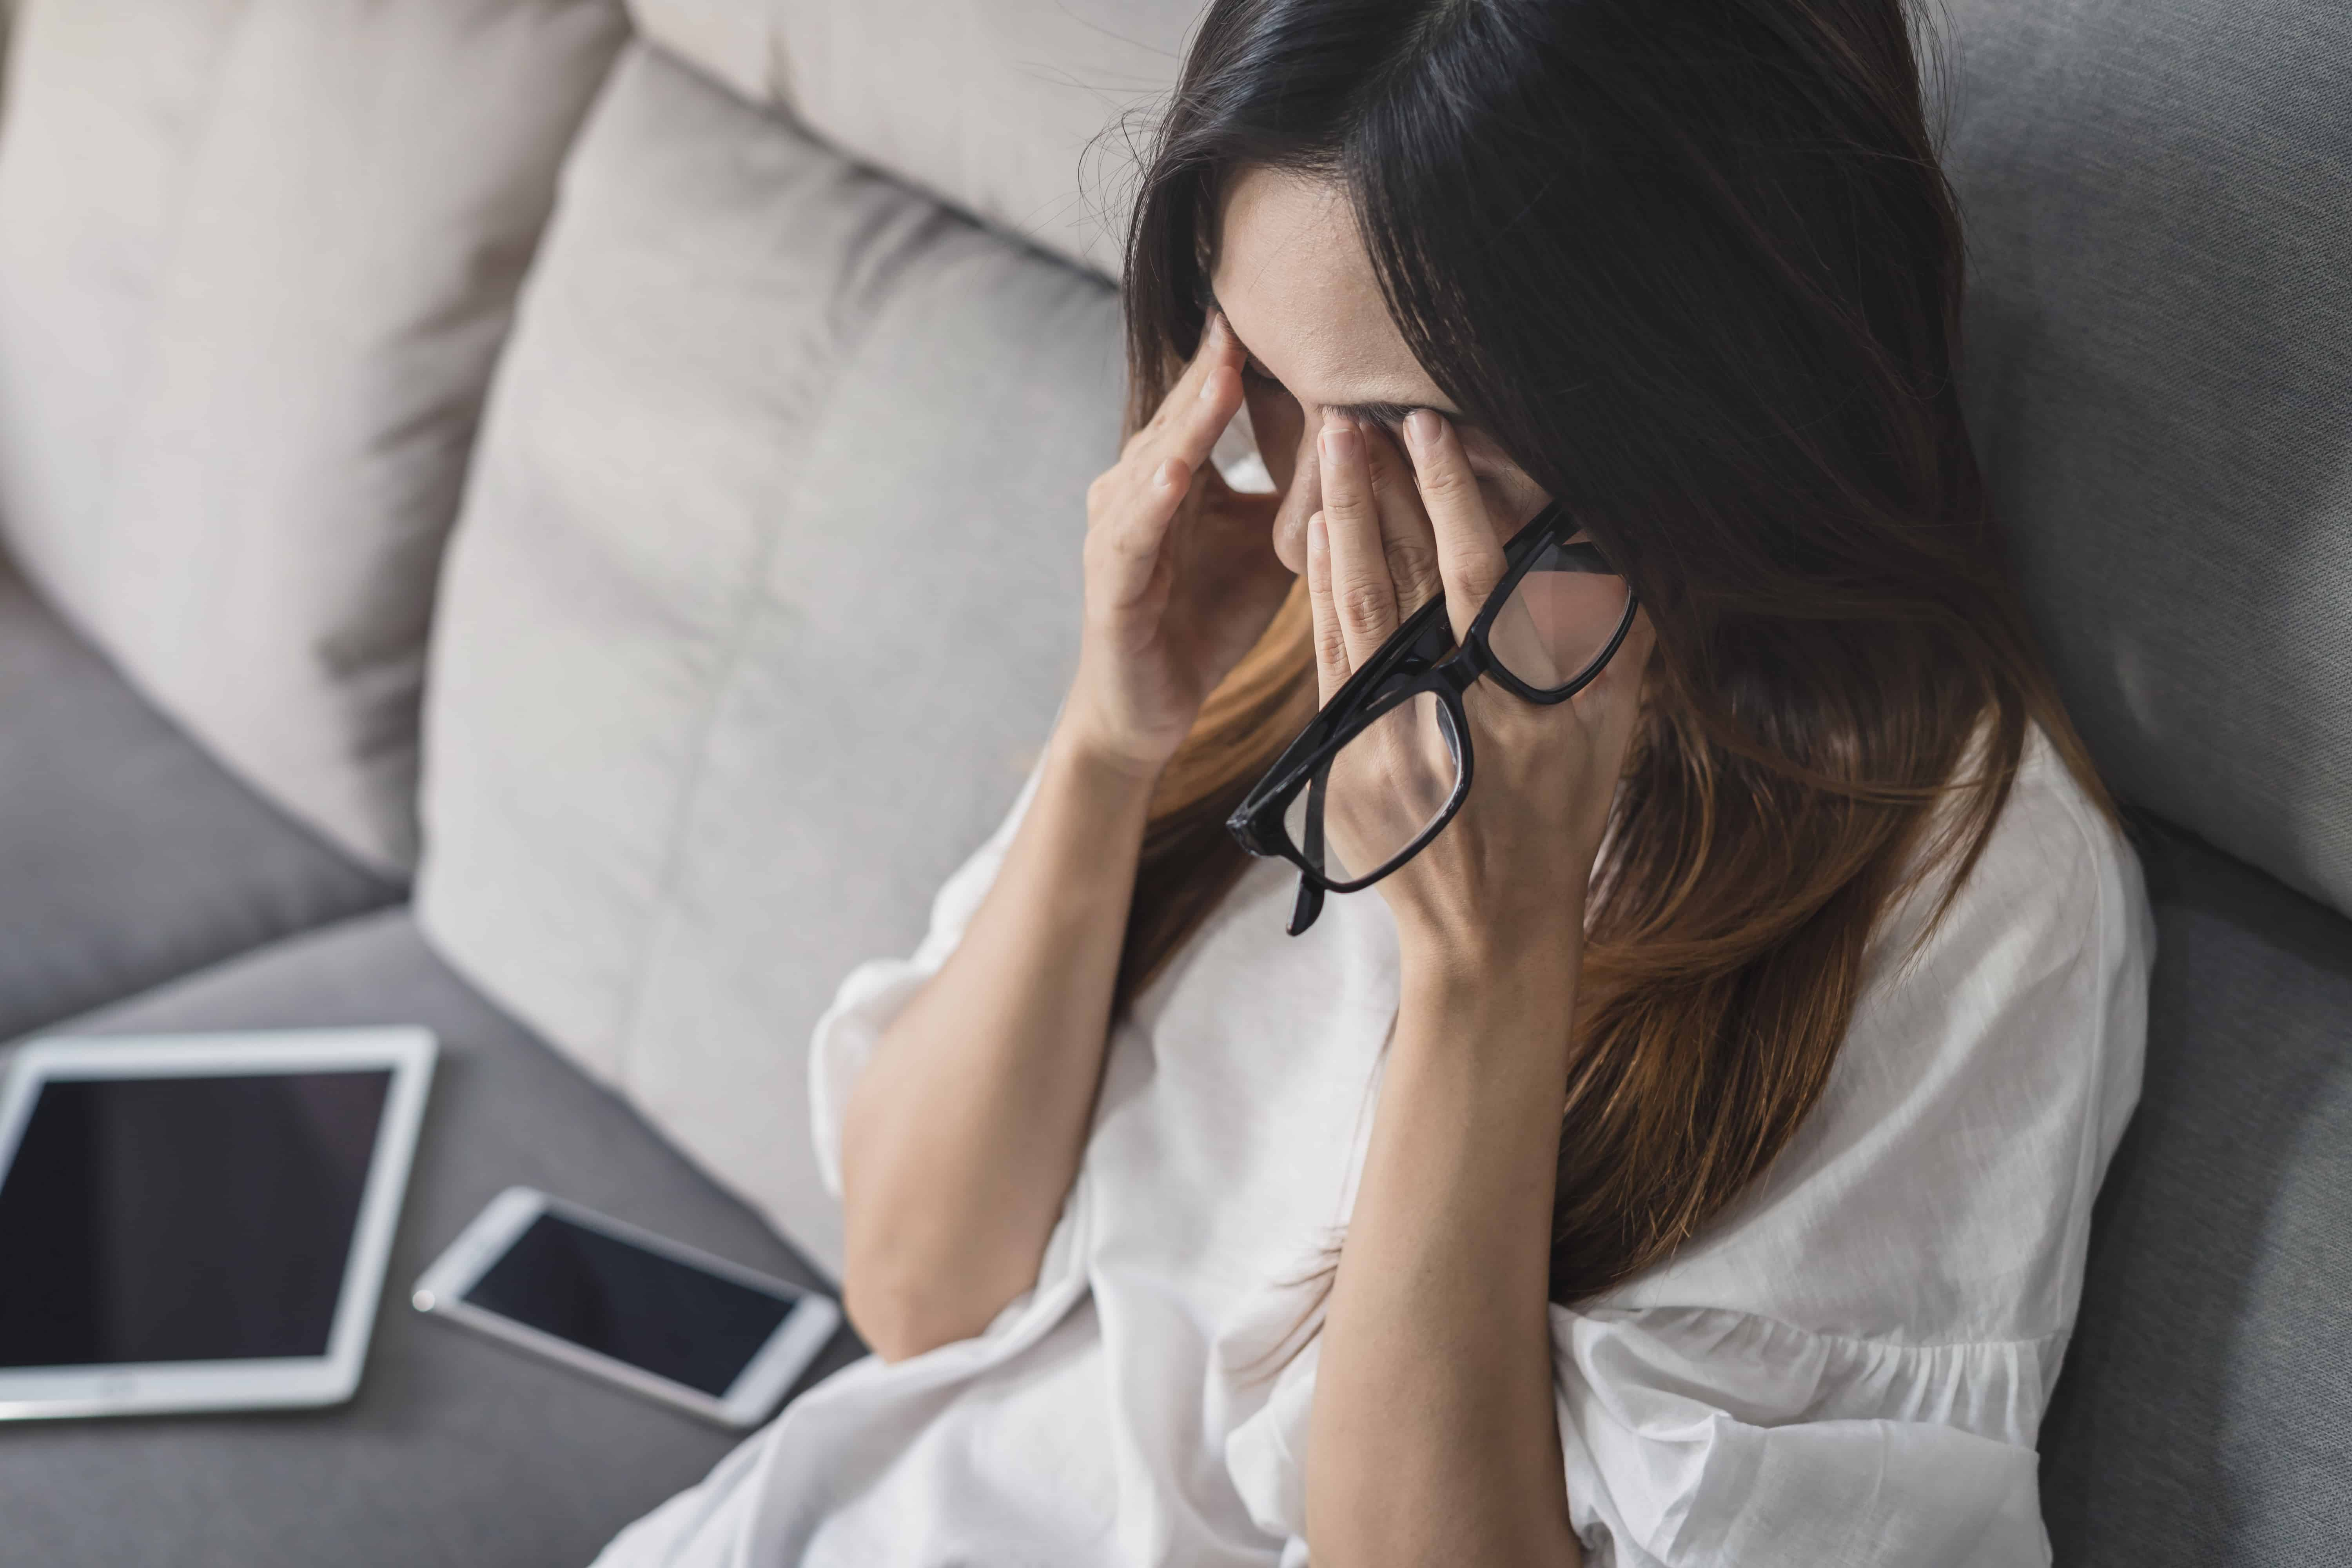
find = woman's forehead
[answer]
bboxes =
[1209,167,1456,420]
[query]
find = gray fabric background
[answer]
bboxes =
[2040,827,2352,1564]
[0,911,860,1568]
[1940,0,2352,920]
[0,555,396,1041]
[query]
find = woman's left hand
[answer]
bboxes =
[1302,408,1654,965]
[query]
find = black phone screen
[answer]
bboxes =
[461,1212,796,1397]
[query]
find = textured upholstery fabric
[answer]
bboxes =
[0,0,629,871]
[2040,827,2352,1564]
[417,45,1111,1270]
[0,910,860,1568]
[1940,0,2352,919]
[624,0,1198,276]
[0,555,395,1042]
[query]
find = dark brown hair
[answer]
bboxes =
[1116,0,2110,1305]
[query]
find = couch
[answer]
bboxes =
[0,1,2342,1564]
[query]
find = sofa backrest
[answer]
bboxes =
[0,0,628,872]
[626,0,1199,277]
[1938,0,2352,918]
[414,41,1122,1269]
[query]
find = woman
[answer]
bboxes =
[599,0,2149,1563]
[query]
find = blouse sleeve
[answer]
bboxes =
[806,767,1042,1200]
[1552,1306,2050,1566]
[1545,739,2150,1567]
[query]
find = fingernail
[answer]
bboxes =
[1307,511,1328,556]
[1405,408,1443,450]
[1320,421,1358,460]
[1199,366,1223,402]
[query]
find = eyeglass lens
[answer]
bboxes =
[1281,689,1464,886]
[1486,542,1632,695]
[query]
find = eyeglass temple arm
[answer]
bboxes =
[1287,762,1331,936]
[1288,876,1325,937]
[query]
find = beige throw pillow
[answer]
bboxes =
[0,0,628,871]
[626,0,1200,278]
[417,45,1114,1269]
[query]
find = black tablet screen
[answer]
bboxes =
[462,1213,793,1397]
[0,1070,392,1367]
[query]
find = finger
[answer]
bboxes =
[1145,312,1246,456]
[1303,511,1353,706]
[1403,408,1510,644]
[1360,423,1444,619]
[1319,414,1399,668]
[1087,456,1191,617]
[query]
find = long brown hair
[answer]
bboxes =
[1115,0,2111,1306]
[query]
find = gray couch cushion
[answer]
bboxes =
[0,0,629,871]
[416,44,1111,1273]
[0,556,397,1041]
[2040,828,2352,1565]
[0,908,858,1568]
[1940,0,2352,918]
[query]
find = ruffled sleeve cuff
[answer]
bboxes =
[1552,1305,2056,1568]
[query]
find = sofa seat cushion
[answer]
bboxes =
[0,557,397,1041]
[2040,828,2352,1565]
[0,908,857,1568]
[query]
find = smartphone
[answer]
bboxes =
[412,1187,840,1428]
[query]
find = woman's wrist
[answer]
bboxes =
[1395,887,1585,982]
[1044,705,1171,818]
[1054,657,1192,786]
[1395,915,1584,1060]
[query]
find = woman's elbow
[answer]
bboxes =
[840,1256,998,1364]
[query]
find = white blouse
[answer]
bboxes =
[594,728,2151,1568]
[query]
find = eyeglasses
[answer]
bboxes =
[1226,502,1637,935]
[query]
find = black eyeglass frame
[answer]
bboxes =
[1225,501,1637,935]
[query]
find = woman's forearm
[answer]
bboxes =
[1306,935,1585,1568]
[837,720,1155,1361]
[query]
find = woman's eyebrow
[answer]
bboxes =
[1201,293,1482,435]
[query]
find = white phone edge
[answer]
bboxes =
[411,1187,841,1430]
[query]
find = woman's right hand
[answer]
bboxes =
[1062,313,1292,777]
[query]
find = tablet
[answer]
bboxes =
[0,1028,436,1421]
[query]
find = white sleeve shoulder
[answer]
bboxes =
[806,768,1043,1199]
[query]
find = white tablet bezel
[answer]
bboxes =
[0,1027,437,1422]
[411,1187,840,1429]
